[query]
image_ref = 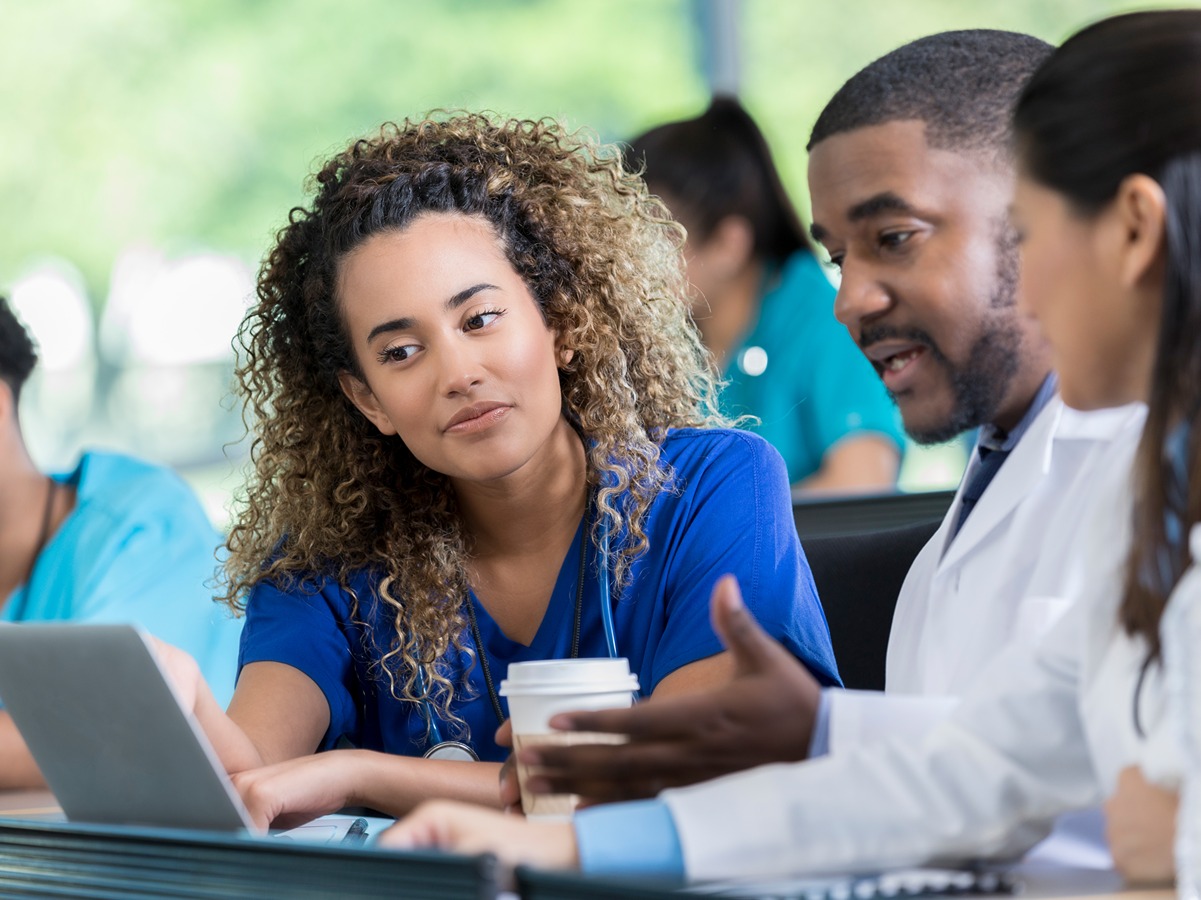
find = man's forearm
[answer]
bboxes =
[0,711,46,789]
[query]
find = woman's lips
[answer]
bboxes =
[444,403,512,434]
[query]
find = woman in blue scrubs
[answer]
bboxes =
[171,113,839,828]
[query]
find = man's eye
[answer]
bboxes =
[879,231,914,251]
[825,253,844,271]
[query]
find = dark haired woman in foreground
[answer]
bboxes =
[383,12,1201,884]
[164,113,839,828]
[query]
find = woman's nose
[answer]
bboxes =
[437,339,485,396]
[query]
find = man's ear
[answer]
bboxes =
[337,371,397,436]
[1112,173,1167,290]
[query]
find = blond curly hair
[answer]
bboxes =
[224,113,724,727]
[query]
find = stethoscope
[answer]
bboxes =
[420,506,617,762]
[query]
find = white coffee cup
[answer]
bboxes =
[500,658,639,819]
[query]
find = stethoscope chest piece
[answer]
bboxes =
[423,740,479,762]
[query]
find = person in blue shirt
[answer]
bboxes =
[0,298,241,788]
[627,98,904,490]
[163,113,839,829]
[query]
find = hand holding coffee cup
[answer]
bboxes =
[499,658,638,819]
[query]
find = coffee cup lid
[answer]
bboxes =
[499,658,639,696]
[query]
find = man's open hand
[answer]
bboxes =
[519,575,822,803]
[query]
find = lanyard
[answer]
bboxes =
[421,499,615,761]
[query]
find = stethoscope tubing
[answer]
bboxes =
[421,514,617,753]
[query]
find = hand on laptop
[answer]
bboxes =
[232,750,373,830]
[517,576,821,804]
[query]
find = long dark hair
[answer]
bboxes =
[625,96,810,264]
[1014,10,1201,662]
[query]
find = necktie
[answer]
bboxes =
[953,445,1010,538]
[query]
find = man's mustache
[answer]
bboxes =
[859,325,939,356]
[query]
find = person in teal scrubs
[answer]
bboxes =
[627,98,904,490]
[0,298,241,788]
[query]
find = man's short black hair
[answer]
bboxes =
[0,298,38,404]
[807,30,1052,156]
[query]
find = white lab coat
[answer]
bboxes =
[828,398,1148,751]
[663,456,1185,882]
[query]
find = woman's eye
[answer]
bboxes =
[465,309,504,331]
[379,344,417,364]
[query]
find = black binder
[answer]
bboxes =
[0,817,497,899]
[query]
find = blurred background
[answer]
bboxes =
[2,0,1186,528]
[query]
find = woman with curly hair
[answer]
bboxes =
[173,112,840,827]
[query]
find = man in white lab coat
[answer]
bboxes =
[377,29,1148,877]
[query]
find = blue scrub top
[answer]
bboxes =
[240,428,840,762]
[721,250,904,484]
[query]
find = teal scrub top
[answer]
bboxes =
[720,250,904,484]
[1,451,243,705]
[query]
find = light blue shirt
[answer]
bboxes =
[977,372,1059,456]
[1,451,242,705]
[575,800,684,878]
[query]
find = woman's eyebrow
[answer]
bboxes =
[365,283,500,344]
[446,282,499,311]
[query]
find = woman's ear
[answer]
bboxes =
[0,381,13,426]
[554,331,576,369]
[703,214,756,276]
[1113,173,1167,289]
[337,371,397,436]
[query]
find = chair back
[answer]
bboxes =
[803,518,942,691]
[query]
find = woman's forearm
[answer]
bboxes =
[0,712,45,790]
[230,748,504,828]
[347,751,505,816]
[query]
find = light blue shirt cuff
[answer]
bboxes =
[573,799,685,879]
[808,688,833,758]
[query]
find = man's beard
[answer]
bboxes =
[863,225,1024,446]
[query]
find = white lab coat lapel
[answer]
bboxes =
[886,400,1145,698]
[938,400,1062,573]
[885,399,1062,696]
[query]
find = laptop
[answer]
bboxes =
[0,622,365,841]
